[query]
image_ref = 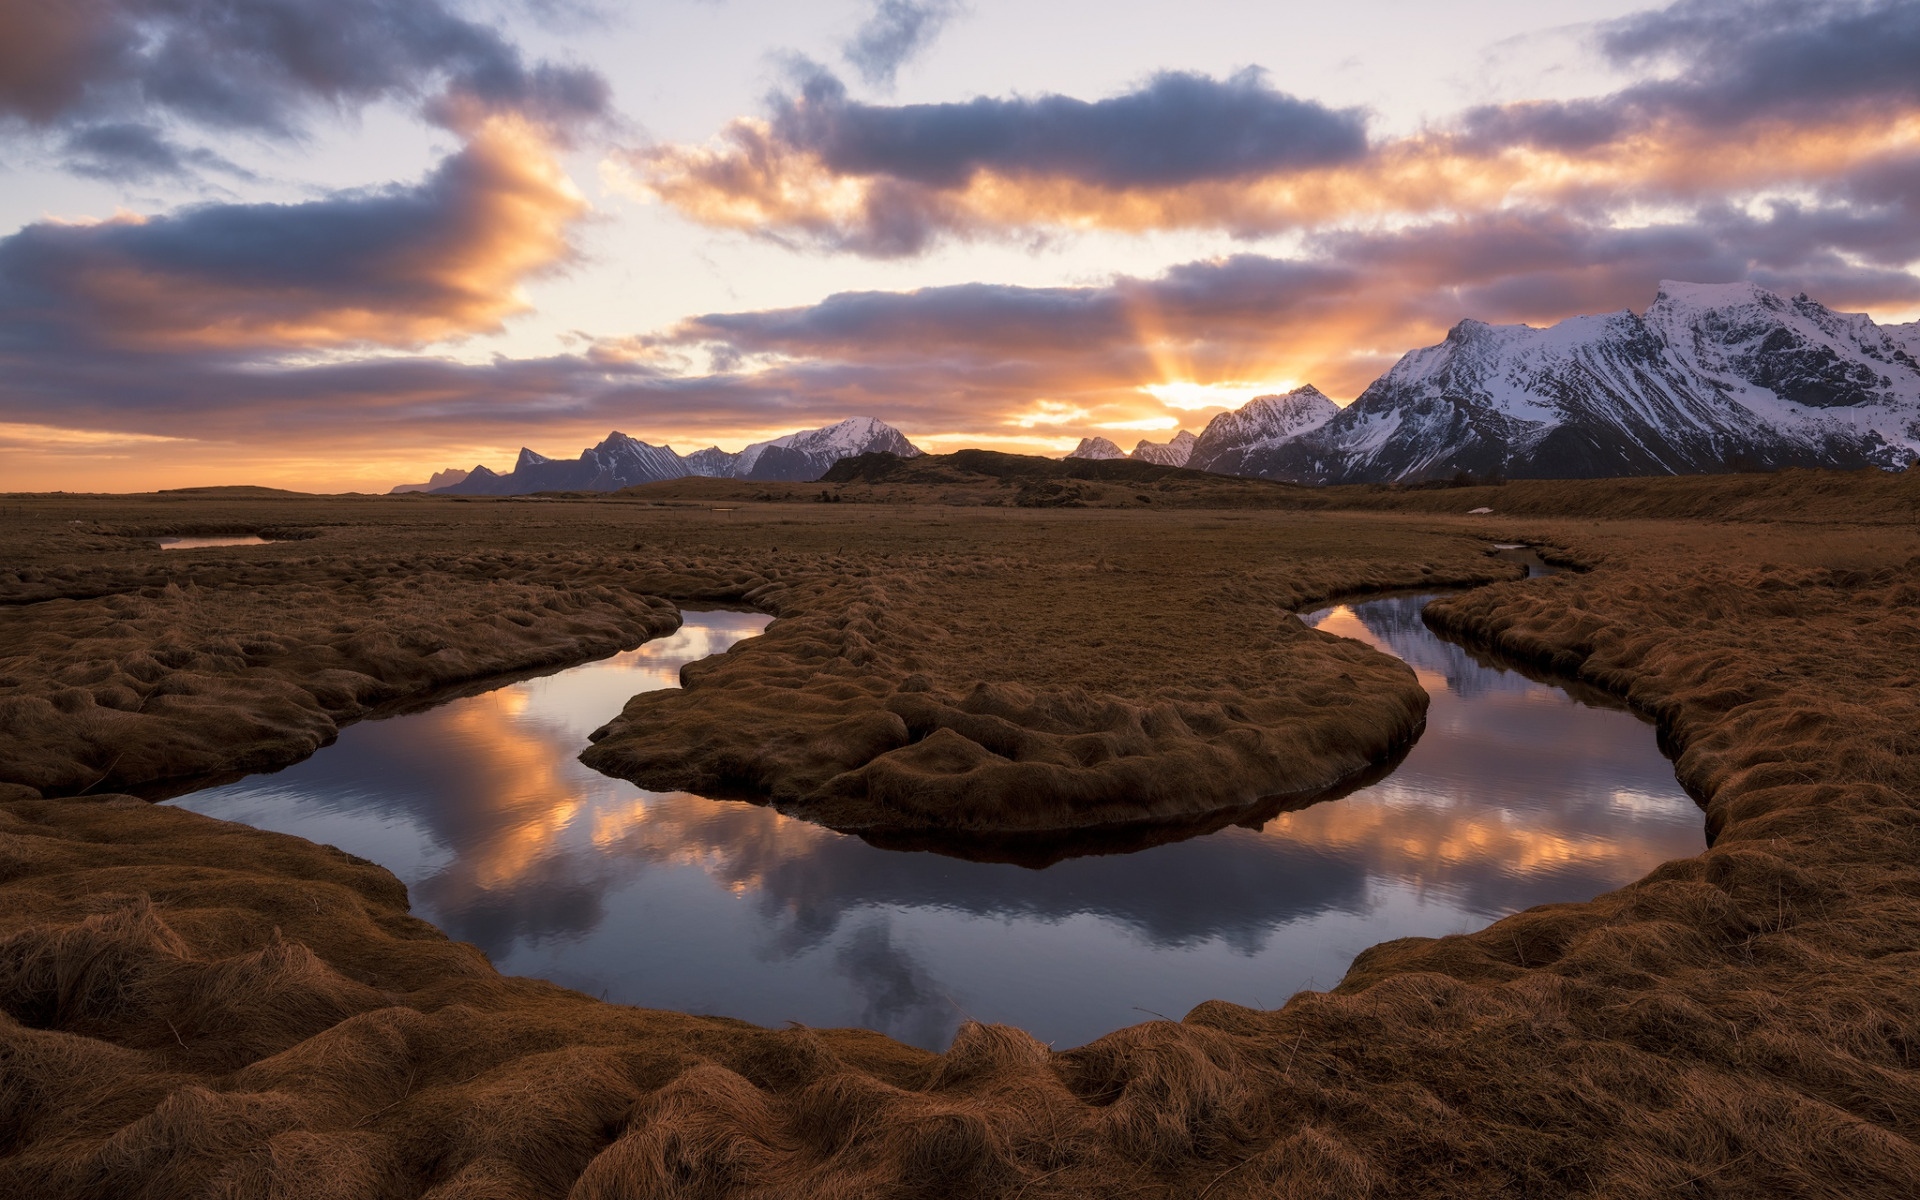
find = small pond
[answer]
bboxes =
[171,573,1703,1051]
[157,536,274,549]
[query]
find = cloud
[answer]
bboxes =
[0,114,585,354]
[843,0,963,89]
[643,188,1920,428]
[622,67,1371,255]
[777,67,1368,188]
[59,121,253,182]
[1457,0,1920,154]
[13,174,1917,480]
[7,0,1920,490]
[7,90,1920,479]
[0,0,609,176]
[621,0,1920,256]
[1602,0,1920,122]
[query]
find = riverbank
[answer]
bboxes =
[2,480,1918,1195]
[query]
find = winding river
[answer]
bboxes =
[170,557,1702,1050]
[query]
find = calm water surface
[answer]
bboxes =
[158,536,273,549]
[172,586,1703,1050]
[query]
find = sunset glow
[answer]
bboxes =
[0,0,1914,491]
[1142,380,1304,411]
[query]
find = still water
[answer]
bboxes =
[158,536,273,549]
[172,589,1703,1051]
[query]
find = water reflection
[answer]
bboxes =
[158,536,273,549]
[172,590,1703,1052]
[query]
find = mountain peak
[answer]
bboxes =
[1643,276,1789,320]
[1067,436,1125,460]
[1653,279,1773,307]
[698,416,922,481]
[514,447,549,469]
[1131,428,1197,466]
[1239,386,1340,422]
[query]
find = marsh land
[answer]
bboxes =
[3,470,1919,1196]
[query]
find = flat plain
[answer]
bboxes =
[3,470,1919,1197]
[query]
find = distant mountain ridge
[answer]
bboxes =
[389,467,470,494]
[1134,282,1920,483]
[412,283,1920,497]
[1071,430,1200,466]
[430,417,921,495]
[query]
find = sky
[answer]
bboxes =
[2,0,1918,492]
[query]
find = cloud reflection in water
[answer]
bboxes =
[173,598,1703,1050]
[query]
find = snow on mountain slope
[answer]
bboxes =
[1186,387,1339,477]
[1067,436,1125,460]
[1888,321,1920,361]
[433,417,921,493]
[735,417,922,481]
[1213,283,1920,484]
[682,446,740,477]
[1644,281,1920,455]
[1130,429,1196,466]
[680,418,923,480]
[436,432,688,494]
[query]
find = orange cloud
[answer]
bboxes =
[621,111,1920,249]
[7,114,584,354]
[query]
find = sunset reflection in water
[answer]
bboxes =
[173,598,1703,1051]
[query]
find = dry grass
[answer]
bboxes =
[578,517,1515,835]
[618,454,1920,525]
[2,495,1514,830]
[0,483,1917,1195]
[0,557,680,796]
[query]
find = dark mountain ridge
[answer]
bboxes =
[433,418,921,495]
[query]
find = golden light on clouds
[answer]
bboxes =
[914,431,1084,455]
[64,114,586,354]
[625,108,1920,251]
[1011,399,1093,428]
[0,421,192,448]
[1142,380,1303,411]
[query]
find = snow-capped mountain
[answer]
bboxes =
[389,467,470,494]
[682,417,922,481]
[438,433,689,495]
[431,417,921,495]
[1066,436,1126,460]
[1185,386,1340,477]
[1203,283,1920,483]
[1130,429,1197,466]
[681,446,738,476]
